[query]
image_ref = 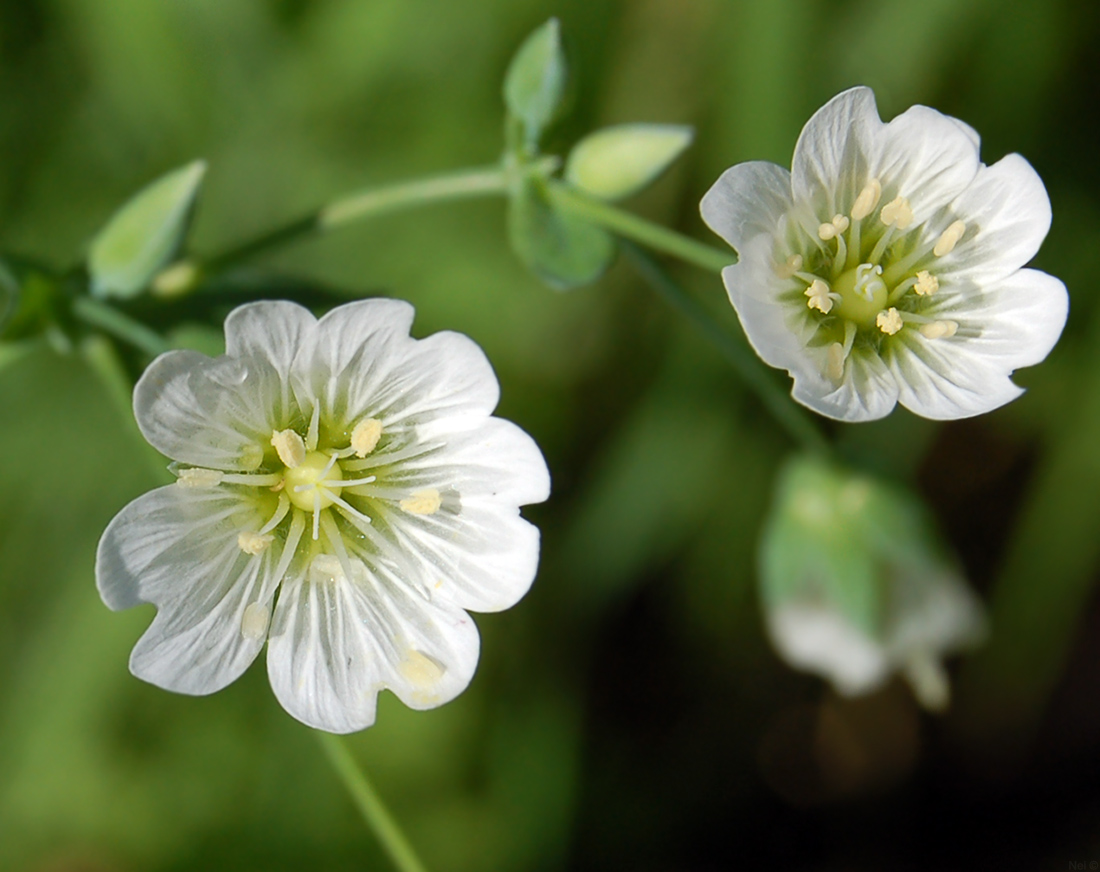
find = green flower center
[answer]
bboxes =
[285,450,344,511]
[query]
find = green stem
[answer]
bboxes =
[621,243,830,456]
[315,732,428,872]
[204,165,509,273]
[546,182,734,274]
[72,296,170,357]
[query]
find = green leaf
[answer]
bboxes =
[507,175,614,290]
[565,124,694,201]
[503,19,566,150]
[88,160,207,299]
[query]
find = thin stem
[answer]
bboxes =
[546,182,734,274]
[315,731,428,872]
[204,165,508,273]
[621,242,830,456]
[72,296,171,357]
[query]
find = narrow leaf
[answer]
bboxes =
[503,19,566,149]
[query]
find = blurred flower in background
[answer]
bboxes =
[759,455,986,711]
[701,86,1067,421]
[96,299,550,733]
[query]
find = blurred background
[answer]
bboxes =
[0,0,1098,869]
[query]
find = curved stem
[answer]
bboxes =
[203,165,509,273]
[72,296,171,357]
[315,731,429,872]
[621,243,830,456]
[546,182,734,274]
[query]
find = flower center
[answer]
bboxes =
[285,450,344,511]
[833,263,887,327]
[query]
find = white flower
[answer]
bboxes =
[96,299,550,733]
[767,570,985,711]
[701,86,1067,422]
[760,456,986,711]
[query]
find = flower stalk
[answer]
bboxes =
[316,732,428,872]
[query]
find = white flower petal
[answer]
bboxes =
[135,349,295,469]
[792,348,900,422]
[876,105,982,224]
[266,563,480,733]
[96,486,275,694]
[885,333,1024,420]
[768,602,889,697]
[791,86,883,213]
[700,161,793,253]
[955,268,1068,369]
[939,154,1053,285]
[720,243,806,372]
[225,300,316,380]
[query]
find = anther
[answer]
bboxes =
[914,270,939,296]
[876,308,904,335]
[826,343,846,381]
[880,196,914,230]
[351,418,383,458]
[919,320,958,339]
[400,488,442,515]
[933,220,966,257]
[238,531,274,555]
[271,429,306,468]
[176,468,224,488]
[817,214,850,240]
[240,602,271,641]
[850,178,882,220]
[804,279,834,314]
[775,254,804,278]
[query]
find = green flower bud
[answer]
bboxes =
[566,124,693,201]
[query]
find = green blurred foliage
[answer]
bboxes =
[1,0,1099,869]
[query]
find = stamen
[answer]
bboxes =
[919,320,958,339]
[351,418,384,457]
[826,343,846,381]
[817,214,849,240]
[804,279,834,314]
[400,488,442,515]
[306,404,321,452]
[221,472,283,487]
[933,220,966,257]
[879,196,913,230]
[876,308,904,335]
[312,490,321,541]
[775,254,804,278]
[240,601,271,641]
[176,468,224,488]
[238,531,274,555]
[329,493,373,525]
[259,493,291,534]
[850,178,882,220]
[336,474,378,488]
[271,429,306,469]
[239,444,264,470]
[914,270,939,296]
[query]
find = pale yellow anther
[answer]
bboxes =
[176,467,224,488]
[914,270,939,296]
[804,279,834,314]
[817,214,850,241]
[271,429,306,468]
[351,418,383,458]
[826,342,846,381]
[238,530,274,555]
[850,178,882,220]
[399,649,445,689]
[876,307,904,335]
[400,488,442,515]
[919,320,958,339]
[776,253,804,278]
[933,220,966,257]
[880,196,914,230]
[239,443,265,470]
[240,602,271,641]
